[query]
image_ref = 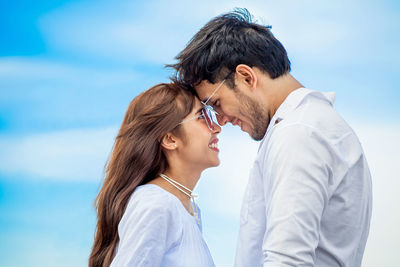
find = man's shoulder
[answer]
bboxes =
[278,98,353,141]
[260,113,363,168]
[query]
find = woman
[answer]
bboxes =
[89,83,221,267]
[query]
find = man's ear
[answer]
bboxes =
[160,133,178,150]
[235,64,257,91]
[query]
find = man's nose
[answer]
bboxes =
[216,113,229,126]
[212,122,221,134]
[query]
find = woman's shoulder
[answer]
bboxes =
[114,184,186,266]
[133,184,180,202]
[126,184,182,217]
[118,184,184,235]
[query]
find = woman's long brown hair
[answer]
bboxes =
[89,83,195,267]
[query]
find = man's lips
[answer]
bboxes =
[232,118,243,129]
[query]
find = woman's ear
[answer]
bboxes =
[160,133,178,150]
[235,64,257,91]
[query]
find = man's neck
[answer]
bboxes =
[261,73,303,117]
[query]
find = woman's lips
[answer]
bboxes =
[208,138,219,152]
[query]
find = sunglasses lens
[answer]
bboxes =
[202,106,217,130]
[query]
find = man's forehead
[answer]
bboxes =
[194,80,217,102]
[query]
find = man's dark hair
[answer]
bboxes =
[168,8,291,89]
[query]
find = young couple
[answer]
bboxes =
[90,9,372,267]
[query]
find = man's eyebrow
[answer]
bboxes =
[200,97,208,104]
[202,95,215,105]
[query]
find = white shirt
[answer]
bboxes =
[111,184,215,267]
[235,88,372,267]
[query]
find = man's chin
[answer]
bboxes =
[249,127,267,141]
[239,117,267,141]
[250,133,263,141]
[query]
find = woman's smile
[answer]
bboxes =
[208,138,219,152]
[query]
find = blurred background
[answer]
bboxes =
[1,0,399,266]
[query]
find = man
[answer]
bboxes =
[169,9,372,267]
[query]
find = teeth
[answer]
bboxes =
[208,143,218,149]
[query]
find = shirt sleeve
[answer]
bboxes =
[262,124,334,267]
[110,195,182,267]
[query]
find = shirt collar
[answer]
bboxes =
[263,88,336,140]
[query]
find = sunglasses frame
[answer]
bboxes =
[179,106,218,131]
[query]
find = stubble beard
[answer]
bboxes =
[235,91,270,141]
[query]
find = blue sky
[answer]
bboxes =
[1,0,400,266]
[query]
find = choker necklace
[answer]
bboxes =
[159,173,200,226]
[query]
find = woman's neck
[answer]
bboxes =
[148,166,202,215]
[162,167,201,191]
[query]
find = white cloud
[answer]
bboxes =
[0,57,138,87]
[36,0,400,66]
[38,0,213,64]
[0,127,118,181]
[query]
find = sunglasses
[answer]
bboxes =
[179,106,219,131]
[202,105,219,131]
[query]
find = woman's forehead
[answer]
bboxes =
[193,97,202,112]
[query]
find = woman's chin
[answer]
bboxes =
[210,158,220,167]
[199,157,220,170]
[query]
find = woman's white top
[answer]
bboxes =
[110,184,215,267]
